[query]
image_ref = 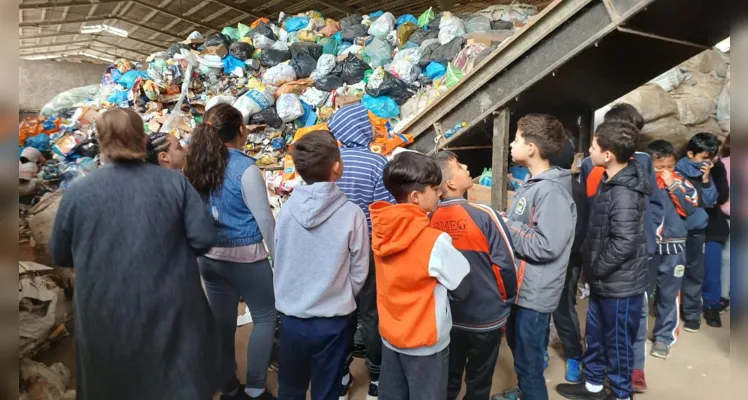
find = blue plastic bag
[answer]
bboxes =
[107,90,129,104]
[117,70,149,89]
[222,54,245,75]
[397,14,418,27]
[362,95,400,119]
[299,101,317,126]
[332,32,343,43]
[25,134,51,153]
[425,62,446,79]
[285,16,310,32]
[370,10,384,18]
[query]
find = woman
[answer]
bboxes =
[184,103,277,400]
[49,107,220,400]
[146,131,186,170]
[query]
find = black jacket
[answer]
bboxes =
[706,159,730,243]
[570,174,588,265]
[583,160,652,298]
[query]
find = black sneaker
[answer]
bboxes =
[555,382,607,400]
[339,375,353,400]
[683,319,700,332]
[367,382,379,400]
[220,385,251,400]
[650,341,670,359]
[704,308,722,328]
[718,297,730,314]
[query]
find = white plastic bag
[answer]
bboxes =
[368,12,395,39]
[253,34,276,49]
[271,41,290,51]
[386,60,420,84]
[394,47,422,65]
[300,87,330,107]
[310,54,337,80]
[366,67,388,90]
[262,64,297,87]
[649,68,686,92]
[465,16,491,33]
[438,12,467,45]
[364,38,393,69]
[339,44,364,57]
[233,87,275,122]
[206,95,237,111]
[276,94,305,122]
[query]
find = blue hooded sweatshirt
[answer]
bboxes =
[675,158,718,231]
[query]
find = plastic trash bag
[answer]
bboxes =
[285,16,310,32]
[340,14,363,29]
[418,7,436,28]
[369,12,395,39]
[466,16,491,33]
[439,13,467,45]
[290,53,317,78]
[205,33,232,49]
[366,67,387,90]
[363,38,393,69]
[229,42,254,60]
[425,62,447,79]
[249,107,284,129]
[300,87,330,107]
[275,78,314,97]
[248,24,277,40]
[445,63,465,88]
[310,54,337,80]
[339,44,364,57]
[335,54,370,84]
[277,94,305,122]
[166,42,190,58]
[397,14,418,27]
[206,95,237,111]
[341,24,369,42]
[108,90,129,104]
[431,37,465,63]
[118,70,150,89]
[253,34,276,50]
[407,29,438,45]
[397,22,418,45]
[453,43,489,73]
[370,10,384,18]
[318,37,339,55]
[40,84,101,116]
[223,54,246,76]
[321,19,340,37]
[291,42,323,60]
[299,100,318,127]
[233,86,275,122]
[222,26,240,41]
[271,40,289,51]
[260,49,291,67]
[366,73,414,105]
[297,30,318,43]
[394,47,421,64]
[386,60,420,84]
[362,94,400,119]
[262,63,297,86]
[315,75,345,91]
[237,23,251,38]
[418,41,441,66]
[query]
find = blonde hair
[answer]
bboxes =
[96,108,147,162]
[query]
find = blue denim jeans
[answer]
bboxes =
[703,241,724,309]
[506,305,550,400]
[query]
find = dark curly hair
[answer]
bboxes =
[183,103,244,197]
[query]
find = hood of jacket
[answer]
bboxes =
[370,202,430,257]
[605,160,652,196]
[524,166,574,194]
[327,103,373,148]
[675,157,707,178]
[288,182,348,229]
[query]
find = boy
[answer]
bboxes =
[328,103,394,399]
[645,140,698,359]
[369,152,471,400]
[556,122,651,400]
[431,151,518,400]
[273,131,370,400]
[580,103,663,392]
[674,132,719,332]
[495,114,577,400]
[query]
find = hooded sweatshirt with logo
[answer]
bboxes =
[675,158,718,231]
[273,182,370,319]
[654,170,699,255]
[370,202,470,356]
[328,103,395,232]
[505,167,577,313]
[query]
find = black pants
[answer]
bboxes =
[682,231,706,321]
[380,346,449,400]
[344,253,382,381]
[447,328,502,400]
[546,263,583,359]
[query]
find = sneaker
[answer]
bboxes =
[544,350,550,370]
[718,297,730,314]
[704,308,722,328]
[565,358,583,383]
[683,319,700,332]
[221,385,251,400]
[248,391,276,400]
[338,375,353,400]
[632,369,647,393]
[491,388,521,400]
[366,383,378,400]
[650,341,670,359]
[555,382,607,399]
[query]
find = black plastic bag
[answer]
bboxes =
[334,54,369,85]
[366,73,414,105]
[249,108,284,129]
[340,14,363,29]
[418,42,441,67]
[229,42,255,61]
[260,49,291,68]
[166,42,190,58]
[315,75,345,91]
[431,37,465,64]
[491,20,515,30]
[290,54,317,78]
[407,29,439,45]
[341,24,369,42]
[247,24,277,41]
[428,14,442,31]
[204,33,232,49]
[290,42,323,61]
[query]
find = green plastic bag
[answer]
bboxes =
[445,63,464,88]
[237,23,251,38]
[222,26,240,41]
[318,37,339,55]
[418,7,436,28]
[363,69,373,84]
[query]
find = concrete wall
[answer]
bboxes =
[19,60,105,112]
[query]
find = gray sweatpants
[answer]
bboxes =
[198,257,278,392]
[379,346,449,400]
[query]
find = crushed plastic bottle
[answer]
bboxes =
[444,121,467,139]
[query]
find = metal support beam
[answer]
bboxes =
[491,109,510,212]
[19,0,124,10]
[19,15,115,28]
[131,0,222,32]
[20,31,82,40]
[91,39,149,56]
[19,46,88,57]
[211,0,261,19]
[19,39,91,50]
[119,16,183,40]
[316,0,359,15]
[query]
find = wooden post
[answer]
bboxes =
[491,109,510,212]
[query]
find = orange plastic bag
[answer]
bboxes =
[251,18,270,29]
[370,133,414,155]
[18,117,61,146]
[274,79,315,98]
[368,112,389,142]
[282,154,297,182]
[320,19,340,37]
[293,122,329,143]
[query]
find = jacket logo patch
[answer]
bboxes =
[515,198,527,215]
[674,265,685,278]
[433,219,468,233]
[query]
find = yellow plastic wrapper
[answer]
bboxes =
[246,77,266,91]
[143,80,161,101]
[275,78,315,98]
[114,59,134,73]
[317,106,335,122]
[297,30,318,43]
[239,37,253,45]
[396,22,418,45]
[308,10,324,20]
[293,122,329,143]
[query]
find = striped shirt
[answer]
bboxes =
[329,103,395,232]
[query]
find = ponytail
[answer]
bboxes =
[184,122,229,196]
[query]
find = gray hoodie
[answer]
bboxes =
[273,181,370,318]
[505,167,577,313]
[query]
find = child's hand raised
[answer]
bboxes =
[661,169,675,187]
[700,161,713,183]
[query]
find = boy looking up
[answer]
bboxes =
[645,140,698,359]
[430,151,518,400]
[370,152,471,400]
[494,114,577,400]
[556,122,651,400]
